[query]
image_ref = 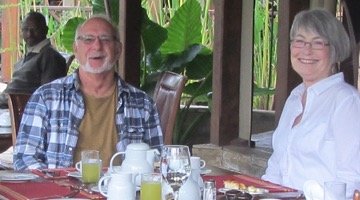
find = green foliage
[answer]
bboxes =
[61,17,86,51]
[253,0,278,110]
[140,0,213,145]
[160,0,202,54]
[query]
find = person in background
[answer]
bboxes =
[0,11,67,108]
[13,14,163,171]
[262,9,360,199]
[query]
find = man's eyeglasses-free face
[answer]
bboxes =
[290,39,330,50]
[76,35,116,45]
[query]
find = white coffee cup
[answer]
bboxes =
[190,156,206,169]
[98,171,138,200]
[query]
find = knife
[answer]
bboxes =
[252,191,305,199]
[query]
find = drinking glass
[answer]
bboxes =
[160,145,191,200]
[140,173,162,200]
[80,150,101,184]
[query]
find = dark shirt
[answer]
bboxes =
[0,40,67,107]
[4,42,67,93]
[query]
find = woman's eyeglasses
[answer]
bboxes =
[291,39,329,50]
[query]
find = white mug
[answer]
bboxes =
[98,172,137,200]
[190,156,206,169]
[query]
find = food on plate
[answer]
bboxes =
[224,180,246,190]
[223,180,267,194]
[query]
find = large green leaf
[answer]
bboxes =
[61,17,86,52]
[91,0,119,24]
[185,47,212,79]
[141,8,167,54]
[160,0,202,54]
[162,44,203,72]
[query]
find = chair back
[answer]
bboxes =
[65,54,75,73]
[153,71,187,144]
[7,93,31,146]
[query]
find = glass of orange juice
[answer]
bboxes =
[140,173,162,200]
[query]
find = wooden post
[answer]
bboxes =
[1,0,20,82]
[118,0,141,87]
[211,0,242,145]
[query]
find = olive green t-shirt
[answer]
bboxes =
[74,89,118,167]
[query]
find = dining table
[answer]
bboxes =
[0,165,304,200]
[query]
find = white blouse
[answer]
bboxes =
[262,73,360,199]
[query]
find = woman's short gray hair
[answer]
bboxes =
[290,8,350,65]
[74,14,120,43]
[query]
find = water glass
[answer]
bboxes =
[161,145,192,200]
[140,173,162,200]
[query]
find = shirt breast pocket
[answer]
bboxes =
[120,126,145,142]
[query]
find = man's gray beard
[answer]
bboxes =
[82,60,114,74]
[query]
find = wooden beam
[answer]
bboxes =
[274,0,309,124]
[238,0,254,146]
[211,0,242,145]
[118,0,141,87]
[340,0,359,87]
[1,0,20,82]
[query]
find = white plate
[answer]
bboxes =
[218,187,269,195]
[67,171,81,178]
[0,171,39,181]
[0,112,11,127]
[200,168,212,175]
[91,185,140,193]
[91,185,107,193]
[49,198,89,200]
[257,199,281,200]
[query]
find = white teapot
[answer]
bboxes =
[109,143,159,185]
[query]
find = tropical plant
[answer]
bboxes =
[140,0,213,145]
[253,0,278,110]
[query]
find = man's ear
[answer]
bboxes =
[73,42,78,55]
[116,42,122,58]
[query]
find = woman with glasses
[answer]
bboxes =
[262,9,360,198]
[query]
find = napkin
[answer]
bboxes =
[303,180,324,200]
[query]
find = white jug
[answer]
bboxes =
[98,172,136,200]
[109,143,159,185]
[179,170,201,200]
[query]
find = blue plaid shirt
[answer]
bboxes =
[13,70,163,171]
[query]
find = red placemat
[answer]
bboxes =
[203,174,297,193]
[31,168,77,179]
[0,181,89,200]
